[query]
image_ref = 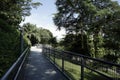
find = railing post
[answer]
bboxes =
[44,48,46,56]
[62,51,64,72]
[49,48,50,59]
[53,50,55,64]
[42,47,44,54]
[44,47,45,54]
[81,57,84,80]
[46,48,47,56]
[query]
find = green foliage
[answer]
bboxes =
[0,22,30,78]
[104,49,118,63]
[60,33,90,56]
[87,35,95,57]
[49,37,58,47]
[55,46,65,50]
[22,23,54,45]
[39,28,53,44]
[23,23,39,45]
[0,19,14,32]
[54,0,120,63]
[0,0,40,77]
[0,0,40,26]
[0,25,20,77]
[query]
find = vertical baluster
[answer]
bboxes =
[54,50,55,64]
[81,57,84,80]
[49,48,50,59]
[62,51,64,72]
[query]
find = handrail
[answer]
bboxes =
[45,47,120,67]
[1,47,29,80]
[43,47,120,80]
[62,50,120,67]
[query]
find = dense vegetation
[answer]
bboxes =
[0,0,120,78]
[0,0,40,77]
[53,0,120,63]
[22,23,56,46]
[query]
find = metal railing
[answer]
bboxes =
[1,47,30,80]
[43,47,120,80]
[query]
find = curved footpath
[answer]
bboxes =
[22,46,68,80]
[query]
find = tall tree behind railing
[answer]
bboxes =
[43,47,120,80]
[53,0,120,63]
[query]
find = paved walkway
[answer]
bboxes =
[23,46,68,80]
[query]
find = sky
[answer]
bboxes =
[112,0,120,3]
[20,0,120,40]
[20,0,66,40]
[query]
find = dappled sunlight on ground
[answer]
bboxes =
[22,46,67,80]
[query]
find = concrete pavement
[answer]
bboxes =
[23,46,68,80]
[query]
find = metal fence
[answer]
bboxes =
[43,47,120,80]
[1,47,30,80]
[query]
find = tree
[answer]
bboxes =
[49,37,58,47]
[59,33,90,56]
[53,0,120,60]
[0,23,20,77]
[38,28,53,44]
[0,0,41,77]
[22,23,54,45]
[0,0,41,27]
[53,0,100,57]
[23,23,40,45]
[103,1,120,63]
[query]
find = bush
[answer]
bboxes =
[0,19,28,77]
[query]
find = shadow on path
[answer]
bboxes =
[23,46,68,80]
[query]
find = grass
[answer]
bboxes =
[47,54,120,80]
[64,60,80,80]
[54,57,107,80]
